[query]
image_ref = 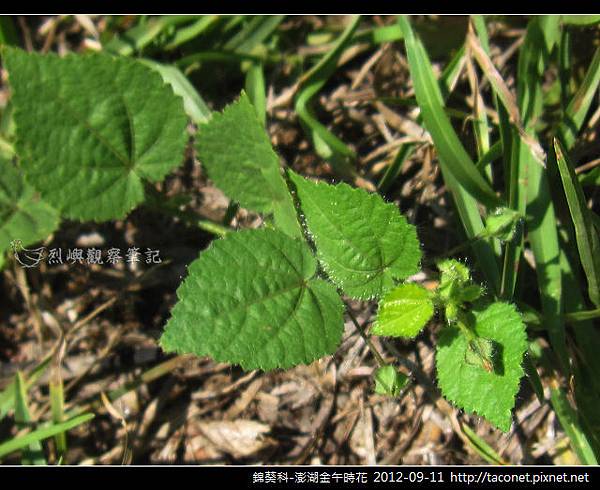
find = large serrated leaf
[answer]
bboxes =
[289,172,421,299]
[3,47,188,221]
[196,91,300,237]
[372,283,434,338]
[436,302,527,431]
[0,158,59,257]
[160,228,344,371]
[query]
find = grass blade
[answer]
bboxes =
[378,44,466,193]
[295,16,361,179]
[141,59,211,125]
[461,423,507,465]
[399,16,500,293]
[224,16,285,54]
[554,138,600,307]
[551,388,598,464]
[514,17,568,372]
[398,17,500,209]
[14,372,46,465]
[0,413,94,461]
[0,17,19,46]
[1,354,52,421]
[164,15,219,51]
[557,47,600,150]
[245,62,266,127]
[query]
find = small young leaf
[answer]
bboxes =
[196,91,301,237]
[0,158,59,258]
[436,302,527,431]
[485,207,520,242]
[160,228,344,371]
[437,259,483,310]
[3,47,188,221]
[374,365,408,397]
[438,258,471,285]
[289,172,421,299]
[372,283,434,338]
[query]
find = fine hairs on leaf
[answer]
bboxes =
[157,87,527,432]
[3,47,188,221]
[372,283,434,338]
[289,171,422,300]
[435,302,527,431]
[160,228,344,371]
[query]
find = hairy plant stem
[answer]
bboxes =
[345,306,386,368]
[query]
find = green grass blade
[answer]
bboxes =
[0,17,19,46]
[554,138,600,307]
[103,17,166,56]
[551,388,598,464]
[50,375,67,460]
[378,44,466,193]
[295,16,361,179]
[461,423,506,464]
[141,59,211,125]
[557,47,600,150]
[245,62,266,127]
[566,308,600,322]
[398,16,501,209]
[164,15,219,51]
[225,15,285,54]
[471,16,524,300]
[355,24,404,44]
[558,28,572,109]
[14,372,46,465]
[1,355,52,421]
[560,15,600,26]
[0,413,94,461]
[515,17,568,372]
[399,16,500,293]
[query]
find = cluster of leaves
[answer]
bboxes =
[159,91,528,431]
[0,40,529,432]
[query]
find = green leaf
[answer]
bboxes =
[294,16,360,179]
[485,207,521,242]
[398,16,501,209]
[289,172,421,299]
[0,356,52,422]
[436,302,527,431]
[437,259,483,308]
[374,365,409,397]
[0,158,59,257]
[196,91,301,237]
[461,422,506,465]
[3,47,188,221]
[372,283,434,338]
[579,167,600,187]
[160,228,344,371]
